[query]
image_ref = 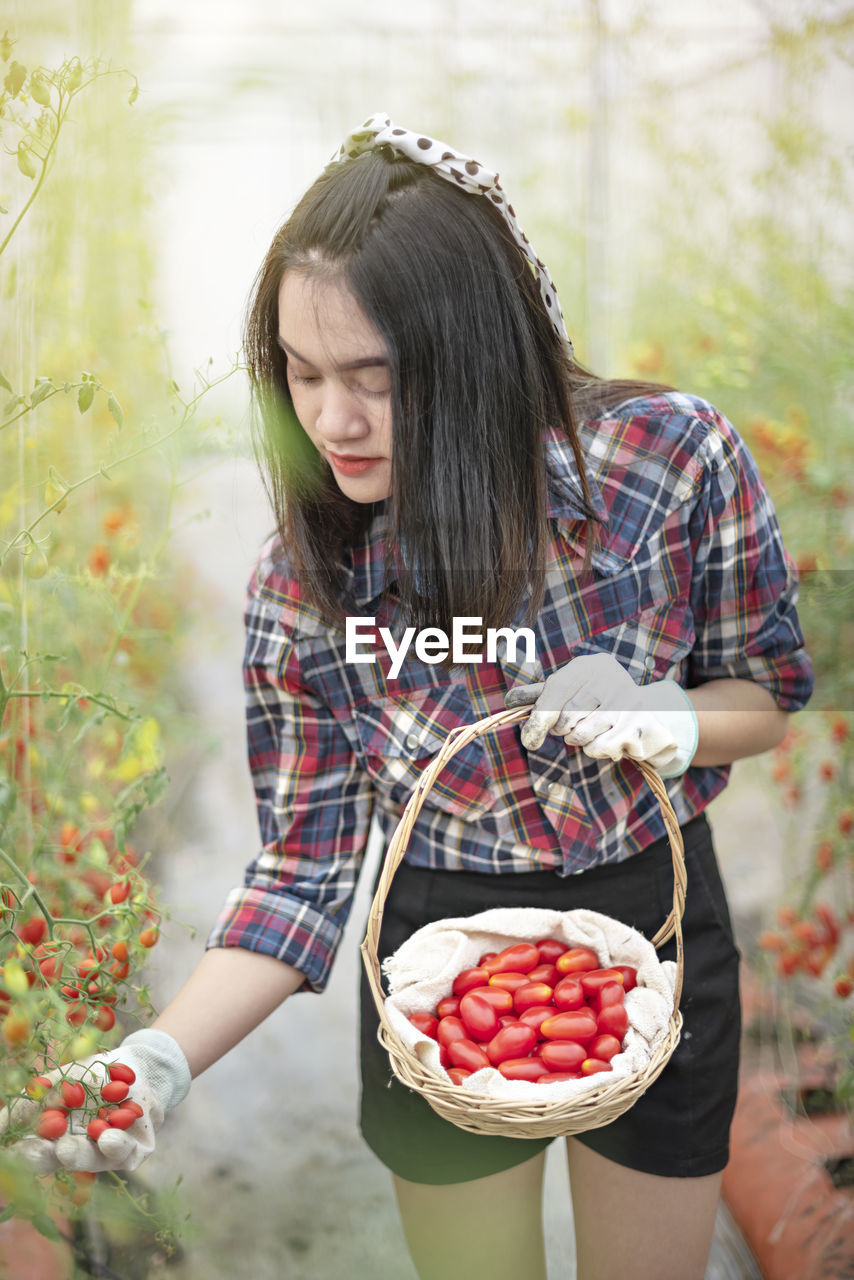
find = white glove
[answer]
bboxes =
[505,653,699,778]
[1,1028,191,1175]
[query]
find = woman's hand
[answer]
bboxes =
[0,1029,190,1174]
[505,654,699,777]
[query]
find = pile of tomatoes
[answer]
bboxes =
[408,938,636,1086]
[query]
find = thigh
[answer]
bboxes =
[393,1152,548,1280]
[566,1139,722,1280]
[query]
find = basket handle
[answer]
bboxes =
[360,705,687,1023]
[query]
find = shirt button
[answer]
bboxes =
[405,733,420,750]
[644,656,656,670]
[547,782,560,795]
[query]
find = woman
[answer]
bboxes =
[12,115,813,1280]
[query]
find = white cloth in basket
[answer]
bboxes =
[382,907,678,1103]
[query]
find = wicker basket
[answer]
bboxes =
[360,704,687,1139]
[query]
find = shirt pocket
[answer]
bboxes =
[570,599,696,687]
[350,685,496,820]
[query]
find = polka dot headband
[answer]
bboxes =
[332,112,574,361]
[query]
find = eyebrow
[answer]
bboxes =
[276,335,388,371]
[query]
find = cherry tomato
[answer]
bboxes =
[108,1062,136,1086]
[513,981,555,1013]
[555,947,600,975]
[447,1038,490,1072]
[487,972,532,994]
[464,985,514,1013]
[437,1016,468,1049]
[589,1034,623,1062]
[535,938,569,964]
[527,963,559,986]
[122,1101,144,1119]
[106,1108,138,1129]
[61,1080,86,1109]
[539,1040,587,1072]
[460,992,500,1042]
[497,1014,520,1028]
[452,967,490,997]
[538,1072,582,1083]
[540,1010,598,1042]
[518,1005,555,1038]
[37,1109,68,1140]
[612,964,638,992]
[447,1068,472,1086]
[552,976,585,1011]
[485,1023,537,1066]
[25,1075,52,1099]
[409,1012,439,1039]
[580,1058,613,1076]
[482,943,540,977]
[597,1003,629,1040]
[101,1080,129,1104]
[478,952,498,966]
[436,996,461,1019]
[498,1057,551,1082]
[595,981,625,1013]
[87,1118,108,1141]
[579,968,625,998]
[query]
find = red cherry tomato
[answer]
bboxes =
[464,986,514,1013]
[436,996,461,1019]
[518,1005,556,1038]
[106,1108,138,1129]
[589,1034,623,1062]
[485,1023,537,1066]
[488,972,532,994]
[579,968,625,998]
[612,964,638,992]
[447,1068,472,1086]
[538,1072,582,1083]
[409,1012,439,1039]
[513,981,555,1013]
[478,952,498,966]
[595,981,626,1013]
[527,963,559,986]
[122,1100,144,1119]
[447,1038,491,1072]
[555,947,600,975]
[100,1080,130,1104]
[580,1058,613,1076]
[535,938,569,964]
[597,1003,629,1040]
[108,1062,136,1086]
[437,1016,468,1049]
[37,1109,68,1140]
[61,1080,86,1109]
[482,943,540,977]
[87,1118,108,1141]
[460,992,500,1042]
[452,967,490,996]
[540,1010,598,1042]
[498,1057,551,1082]
[539,1040,587,1072]
[497,1014,520,1028]
[552,976,585,1011]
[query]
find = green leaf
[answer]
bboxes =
[107,392,124,428]
[31,1212,61,1242]
[77,383,95,414]
[16,143,37,181]
[128,83,139,106]
[3,395,22,415]
[29,378,52,407]
[0,370,12,393]
[29,73,51,108]
[0,1204,15,1225]
[4,60,25,97]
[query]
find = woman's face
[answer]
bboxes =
[277,271,393,503]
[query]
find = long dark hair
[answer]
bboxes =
[244,148,660,633]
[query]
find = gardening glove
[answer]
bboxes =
[505,653,699,778]
[1,1028,191,1175]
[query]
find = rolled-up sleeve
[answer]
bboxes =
[206,562,375,992]
[685,410,814,711]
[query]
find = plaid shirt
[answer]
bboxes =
[207,392,813,990]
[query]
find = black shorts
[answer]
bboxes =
[359,812,740,1184]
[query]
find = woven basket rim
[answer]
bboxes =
[359,704,687,1136]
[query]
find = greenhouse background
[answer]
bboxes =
[1,1,852,1277]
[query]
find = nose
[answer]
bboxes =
[315,381,369,445]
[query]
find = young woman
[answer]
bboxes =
[11,115,813,1280]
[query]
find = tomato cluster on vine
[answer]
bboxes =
[409,938,636,1086]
